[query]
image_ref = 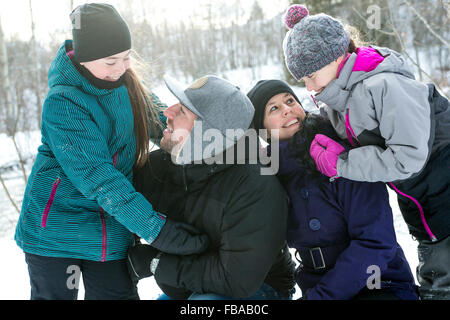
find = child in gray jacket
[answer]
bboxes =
[282,4,450,300]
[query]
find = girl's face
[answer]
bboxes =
[263,92,306,141]
[301,55,345,94]
[80,50,131,81]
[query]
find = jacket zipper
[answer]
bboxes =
[99,152,118,262]
[182,165,188,192]
[389,182,437,242]
[345,108,359,148]
[345,108,437,242]
[41,177,61,228]
[99,207,107,262]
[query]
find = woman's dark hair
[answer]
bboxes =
[289,113,345,178]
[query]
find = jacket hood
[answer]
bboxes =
[347,46,415,86]
[316,46,416,111]
[47,40,117,96]
[158,133,264,191]
[150,150,229,191]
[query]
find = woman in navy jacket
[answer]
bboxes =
[247,80,418,300]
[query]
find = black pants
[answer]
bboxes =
[395,144,450,241]
[25,252,139,300]
[393,144,450,300]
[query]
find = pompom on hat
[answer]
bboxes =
[284,5,309,29]
[282,4,350,80]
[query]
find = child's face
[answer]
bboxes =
[301,56,344,94]
[263,92,306,141]
[80,50,131,81]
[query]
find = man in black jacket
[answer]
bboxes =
[128,75,296,299]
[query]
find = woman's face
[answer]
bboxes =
[301,55,344,94]
[80,49,131,81]
[263,92,306,141]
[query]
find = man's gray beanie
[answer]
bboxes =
[283,4,350,80]
[164,75,255,164]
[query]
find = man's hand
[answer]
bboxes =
[127,243,160,281]
[151,219,210,255]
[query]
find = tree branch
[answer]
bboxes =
[387,3,449,99]
[0,174,21,216]
[403,0,450,50]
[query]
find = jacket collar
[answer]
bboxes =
[315,46,412,113]
[47,40,125,97]
[164,134,263,190]
[159,149,232,192]
[314,53,356,113]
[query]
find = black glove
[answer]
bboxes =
[127,242,161,281]
[150,219,210,255]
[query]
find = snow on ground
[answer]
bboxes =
[0,194,419,300]
[0,68,419,299]
[0,238,163,300]
[0,135,419,300]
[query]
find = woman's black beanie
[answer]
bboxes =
[70,3,131,62]
[247,80,302,131]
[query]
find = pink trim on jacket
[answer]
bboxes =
[41,177,61,228]
[345,105,437,242]
[345,109,359,147]
[389,183,437,242]
[337,47,385,78]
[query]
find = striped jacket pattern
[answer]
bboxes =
[15,40,167,261]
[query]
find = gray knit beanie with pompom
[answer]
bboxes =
[282,4,350,80]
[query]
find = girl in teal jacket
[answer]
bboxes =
[15,3,208,300]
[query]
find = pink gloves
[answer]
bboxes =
[309,134,345,178]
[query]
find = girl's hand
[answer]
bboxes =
[309,134,345,178]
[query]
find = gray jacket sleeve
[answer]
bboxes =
[337,73,431,182]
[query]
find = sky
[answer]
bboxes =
[0,0,289,43]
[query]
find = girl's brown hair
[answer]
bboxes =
[123,52,164,168]
[345,24,367,53]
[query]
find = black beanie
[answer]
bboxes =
[247,80,302,131]
[70,3,131,62]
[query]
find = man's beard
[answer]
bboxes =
[160,135,179,154]
[160,129,191,159]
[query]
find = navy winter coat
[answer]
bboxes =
[277,141,418,300]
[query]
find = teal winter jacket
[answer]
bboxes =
[15,40,167,261]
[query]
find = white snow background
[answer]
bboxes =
[0,64,419,300]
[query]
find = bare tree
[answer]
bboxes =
[0,16,16,136]
[386,0,449,99]
[29,0,42,129]
[0,16,21,215]
[404,0,450,50]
